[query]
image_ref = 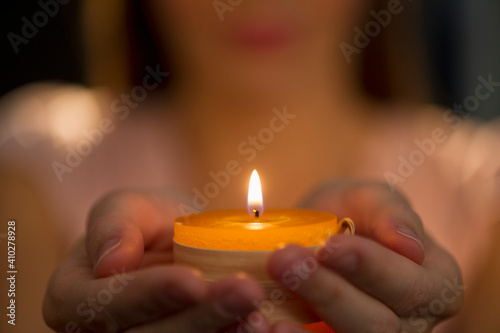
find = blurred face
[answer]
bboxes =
[147,0,370,97]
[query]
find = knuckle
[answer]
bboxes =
[351,180,397,199]
[406,209,424,230]
[309,279,344,310]
[395,275,433,315]
[86,189,146,243]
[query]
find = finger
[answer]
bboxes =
[86,189,187,277]
[267,244,402,333]
[315,235,442,316]
[87,214,145,278]
[367,201,426,265]
[123,275,268,333]
[44,241,208,332]
[301,181,425,264]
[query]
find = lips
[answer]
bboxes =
[231,21,294,50]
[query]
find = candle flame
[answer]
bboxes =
[247,170,263,217]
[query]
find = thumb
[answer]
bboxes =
[85,189,186,278]
[370,213,426,264]
[301,181,425,264]
[86,214,144,278]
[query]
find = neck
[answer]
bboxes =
[165,44,375,176]
[171,50,366,124]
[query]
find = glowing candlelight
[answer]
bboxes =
[247,169,263,218]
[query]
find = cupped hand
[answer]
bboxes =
[43,189,304,333]
[268,181,463,333]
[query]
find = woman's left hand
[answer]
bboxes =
[268,182,463,333]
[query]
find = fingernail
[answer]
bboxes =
[94,238,122,269]
[317,241,357,273]
[269,245,307,278]
[396,226,425,251]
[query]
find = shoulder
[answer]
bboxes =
[372,102,499,158]
[368,102,500,222]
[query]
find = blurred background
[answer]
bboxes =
[0,2,498,332]
[1,0,499,119]
[0,2,83,99]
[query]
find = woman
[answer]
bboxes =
[1,0,498,332]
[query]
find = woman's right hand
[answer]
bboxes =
[42,189,305,333]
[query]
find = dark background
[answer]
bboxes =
[1,0,499,119]
[422,0,500,120]
[0,1,83,97]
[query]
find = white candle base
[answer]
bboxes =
[173,242,318,324]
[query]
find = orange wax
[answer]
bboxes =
[174,209,340,250]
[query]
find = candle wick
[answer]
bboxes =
[253,209,260,218]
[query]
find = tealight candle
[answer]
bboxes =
[173,170,354,329]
